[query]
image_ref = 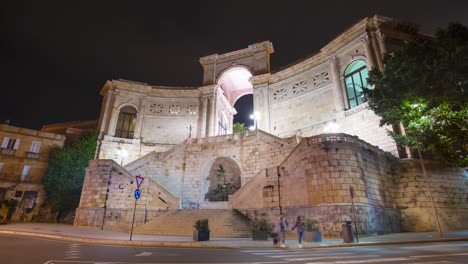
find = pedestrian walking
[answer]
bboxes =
[291,216,305,248]
[274,215,290,248]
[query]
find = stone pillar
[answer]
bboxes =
[376,30,387,56]
[361,36,377,70]
[107,104,119,136]
[99,90,115,136]
[199,97,208,138]
[134,98,145,139]
[328,56,346,112]
[208,94,217,136]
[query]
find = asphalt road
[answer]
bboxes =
[1,235,467,264]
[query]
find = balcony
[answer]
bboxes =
[0,148,15,156]
[25,152,40,160]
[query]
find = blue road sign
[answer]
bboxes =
[134,188,141,200]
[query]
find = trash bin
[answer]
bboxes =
[342,220,353,243]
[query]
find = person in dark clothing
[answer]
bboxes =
[291,216,305,248]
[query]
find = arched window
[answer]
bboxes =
[218,113,227,136]
[344,60,369,109]
[115,106,137,139]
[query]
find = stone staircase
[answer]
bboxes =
[134,209,252,237]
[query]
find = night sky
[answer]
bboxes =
[2,1,467,130]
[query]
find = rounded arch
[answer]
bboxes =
[200,156,242,202]
[342,58,370,109]
[216,66,254,106]
[114,104,138,139]
[117,102,139,113]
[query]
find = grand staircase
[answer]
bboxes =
[134,209,252,237]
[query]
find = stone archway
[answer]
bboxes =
[204,157,241,202]
[216,66,253,106]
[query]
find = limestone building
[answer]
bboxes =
[75,16,468,236]
[0,124,65,222]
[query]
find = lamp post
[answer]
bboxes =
[415,138,443,238]
[249,111,261,131]
[116,148,128,166]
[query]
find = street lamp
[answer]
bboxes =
[249,111,261,131]
[116,148,128,166]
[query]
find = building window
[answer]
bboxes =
[1,137,20,156]
[218,114,227,136]
[21,165,30,181]
[115,106,137,139]
[15,190,23,198]
[26,141,41,159]
[344,59,369,109]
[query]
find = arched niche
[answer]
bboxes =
[203,157,241,202]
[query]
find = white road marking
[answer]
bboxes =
[286,254,380,262]
[269,252,354,258]
[136,252,153,256]
[323,257,410,263]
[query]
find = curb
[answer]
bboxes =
[1,230,467,249]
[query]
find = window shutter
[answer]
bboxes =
[30,141,42,153]
[21,165,31,181]
[13,139,21,150]
[1,137,9,148]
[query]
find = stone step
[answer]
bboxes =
[134,209,252,237]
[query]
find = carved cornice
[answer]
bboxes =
[198,84,218,96]
[250,73,271,85]
[199,41,274,66]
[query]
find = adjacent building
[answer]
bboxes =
[0,124,65,222]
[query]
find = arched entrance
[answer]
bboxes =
[217,66,254,130]
[204,157,241,202]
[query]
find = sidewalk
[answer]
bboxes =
[0,223,467,249]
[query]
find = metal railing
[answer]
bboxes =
[0,148,15,156]
[25,152,40,160]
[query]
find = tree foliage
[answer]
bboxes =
[233,122,246,133]
[367,23,468,167]
[42,131,98,214]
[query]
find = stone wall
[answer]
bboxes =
[74,159,179,230]
[232,133,401,237]
[394,160,468,232]
[126,130,297,208]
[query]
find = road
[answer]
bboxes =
[0,235,467,264]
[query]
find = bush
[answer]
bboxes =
[304,218,320,231]
[250,218,273,232]
[194,218,209,232]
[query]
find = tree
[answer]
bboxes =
[42,131,98,219]
[233,122,246,133]
[367,23,468,167]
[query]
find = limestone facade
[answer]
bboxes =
[0,124,65,222]
[75,16,468,236]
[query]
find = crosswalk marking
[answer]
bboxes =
[286,254,381,262]
[64,243,82,260]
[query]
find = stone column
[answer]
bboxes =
[208,93,217,136]
[134,98,145,139]
[376,30,387,56]
[107,97,120,136]
[328,56,346,112]
[199,97,208,138]
[99,90,115,135]
[361,36,377,70]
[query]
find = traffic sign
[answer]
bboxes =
[135,175,144,188]
[134,188,141,200]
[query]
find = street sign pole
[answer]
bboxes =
[129,197,137,241]
[130,187,141,241]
